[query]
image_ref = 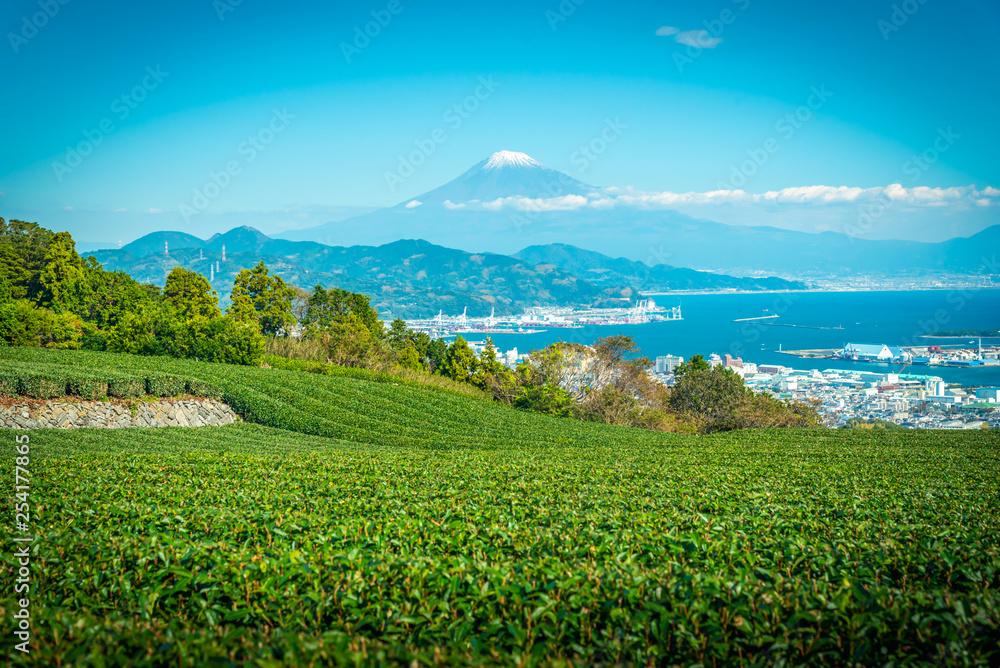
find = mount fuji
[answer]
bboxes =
[402,150,596,205]
[280,151,998,277]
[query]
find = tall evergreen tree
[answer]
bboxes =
[164,267,220,320]
[227,261,296,335]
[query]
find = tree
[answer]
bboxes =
[674,354,710,379]
[395,342,423,371]
[470,337,518,401]
[227,261,296,336]
[668,363,820,433]
[303,285,382,336]
[80,262,153,330]
[0,282,83,349]
[164,267,220,321]
[440,336,478,383]
[0,218,56,300]
[513,384,573,418]
[106,306,167,356]
[313,314,394,371]
[38,231,86,312]
[386,318,411,350]
[290,286,312,326]
[426,338,448,373]
[168,317,265,366]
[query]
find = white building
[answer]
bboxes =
[655,355,684,374]
[842,343,910,362]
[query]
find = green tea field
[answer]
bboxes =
[2,349,999,665]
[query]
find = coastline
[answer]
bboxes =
[640,285,998,297]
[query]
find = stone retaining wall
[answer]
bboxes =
[0,399,240,430]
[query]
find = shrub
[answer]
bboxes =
[106,377,145,399]
[67,377,108,400]
[19,372,68,399]
[513,384,573,418]
[146,373,186,397]
[185,379,222,399]
[0,373,18,397]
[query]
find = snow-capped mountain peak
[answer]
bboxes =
[378,151,596,208]
[482,150,542,171]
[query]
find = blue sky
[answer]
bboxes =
[0,0,997,244]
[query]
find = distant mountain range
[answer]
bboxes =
[515,244,807,292]
[279,151,999,277]
[87,227,807,318]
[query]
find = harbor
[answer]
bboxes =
[777,338,1000,369]
[407,300,682,338]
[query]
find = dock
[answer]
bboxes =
[733,314,779,322]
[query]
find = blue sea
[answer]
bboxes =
[480,289,1000,387]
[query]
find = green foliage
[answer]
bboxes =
[513,383,573,417]
[105,304,172,356]
[164,266,220,320]
[164,317,266,367]
[439,335,478,383]
[227,261,296,336]
[669,364,821,433]
[308,314,394,372]
[16,371,66,399]
[145,373,186,397]
[0,357,220,400]
[842,417,905,430]
[106,376,145,399]
[37,231,87,312]
[673,353,710,379]
[5,420,999,665]
[303,284,381,336]
[0,297,83,349]
[66,375,109,400]
[185,378,223,400]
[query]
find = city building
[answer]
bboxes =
[722,354,744,369]
[655,355,684,374]
[842,343,910,362]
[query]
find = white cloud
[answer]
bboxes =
[64,206,73,211]
[447,183,997,212]
[476,195,590,212]
[145,208,164,214]
[443,200,466,210]
[674,29,723,48]
[113,208,127,213]
[655,26,679,36]
[405,199,422,208]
